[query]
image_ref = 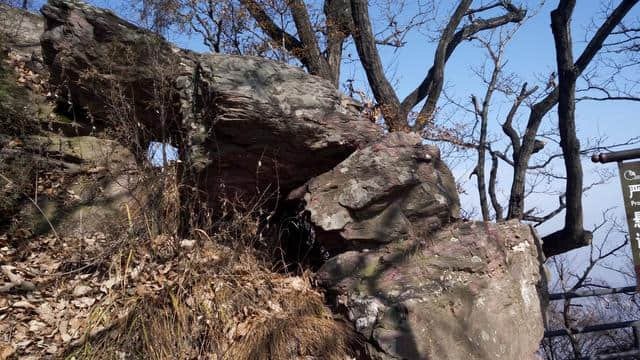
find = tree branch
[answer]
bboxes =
[240,0,309,67]
[350,0,405,131]
[507,0,638,238]
[502,82,538,158]
[287,0,333,81]
[472,38,504,222]
[404,1,526,129]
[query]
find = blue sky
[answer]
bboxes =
[29,0,640,285]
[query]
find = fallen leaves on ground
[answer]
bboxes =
[0,225,344,359]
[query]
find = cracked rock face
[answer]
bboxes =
[317,220,546,360]
[0,4,44,59]
[40,0,381,203]
[298,132,460,251]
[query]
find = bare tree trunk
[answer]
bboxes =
[506,1,638,215]
[324,0,353,87]
[474,94,490,222]
[542,0,591,256]
[507,0,638,256]
[349,0,407,131]
[507,89,556,220]
[488,151,503,221]
[287,0,333,81]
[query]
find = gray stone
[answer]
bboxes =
[39,0,381,205]
[0,132,138,237]
[317,221,546,360]
[297,132,460,251]
[0,4,45,60]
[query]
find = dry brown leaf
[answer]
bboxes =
[100,277,118,293]
[72,284,92,297]
[180,239,196,249]
[282,276,308,291]
[12,300,35,310]
[1,265,22,284]
[71,297,96,308]
[28,320,47,333]
[35,303,55,325]
[45,344,58,355]
[54,299,68,311]
[15,339,32,349]
[58,320,72,343]
[0,343,16,360]
[236,321,250,337]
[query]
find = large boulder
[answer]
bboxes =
[39,0,381,203]
[294,132,460,251]
[317,220,546,360]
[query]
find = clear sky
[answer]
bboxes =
[28,0,640,286]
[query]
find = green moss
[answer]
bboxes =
[53,113,74,123]
[360,259,380,278]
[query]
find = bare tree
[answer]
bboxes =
[533,0,638,256]
[458,0,639,256]
[350,0,526,131]
[421,3,638,238]
[540,211,637,359]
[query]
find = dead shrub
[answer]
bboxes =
[64,238,363,360]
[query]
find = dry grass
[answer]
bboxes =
[56,168,361,360]
[1,147,362,359]
[65,239,362,360]
[230,303,360,360]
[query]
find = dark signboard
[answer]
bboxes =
[618,160,640,288]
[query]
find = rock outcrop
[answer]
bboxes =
[0,6,139,238]
[293,132,460,251]
[40,0,381,203]
[30,2,547,359]
[0,3,44,60]
[317,221,546,360]
[0,132,138,237]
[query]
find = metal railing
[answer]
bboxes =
[544,286,640,359]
